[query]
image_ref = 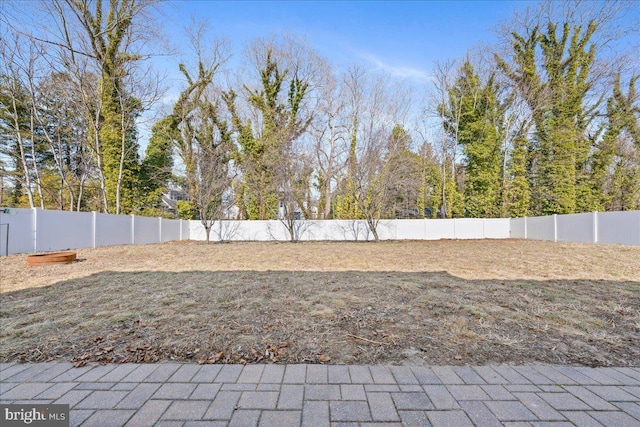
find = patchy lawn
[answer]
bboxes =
[0,240,638,367]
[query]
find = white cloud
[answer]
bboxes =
[359,52,431,82]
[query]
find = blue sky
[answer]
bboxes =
[141,0,536,146]
[157,1,533,84]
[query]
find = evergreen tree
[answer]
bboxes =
[416,142,441,218]
[606,75,640,210]
[224,49,311,220]
[58,0,152,214]
[0,74,30,206]
[333,116,364,219]
[498,21,599,215]
[384,125,423,218]
[441,61,503,218]
[139,117,175,213]
[504,135,531,217]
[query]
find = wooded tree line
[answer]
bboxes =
[1,1,638,236]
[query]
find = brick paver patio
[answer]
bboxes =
[1,362,639,426]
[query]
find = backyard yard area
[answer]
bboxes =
[0,240,638,367]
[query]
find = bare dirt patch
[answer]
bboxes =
[1,240,638,366]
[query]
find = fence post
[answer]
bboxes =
[158,217,162,243]
[131,214,136,244]
[453,218,457,239]
[423,218,427,240]
[524,216,528,239]
[593,211,598,243]
[92,211,97,248]
[637,211,640,246]
[553,214,558,242]
[179,219,183,241]
[32,208,38,253]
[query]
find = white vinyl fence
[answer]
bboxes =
[188,218,512,242]
[510,211,640,246]
[1,207,638,255]
[0,208,189,255]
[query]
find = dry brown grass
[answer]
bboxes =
[2,239,639,292]
[1,240,638,366]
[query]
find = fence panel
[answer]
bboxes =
[207,220,242,241]
[374,220,394,240]
[557,212,594,243]
[453,219,484,239]
[187,220,251,242]
[527,216,555,241]
[510,218,526,238]
[425,219,455,240]
[188,220,208,241]
[95,212,132,247]
[36,209,93,252]
[161,218,180,242]
[483,218,511,239]
[293,220,318,241]
[231,221,251,241]
[262,221,289,241]
[326,220,369,240]
[393,219,425,240]
[0,208,34,254]
[181,219,190,240]
[134,216,160,244]
[598,211,640,245]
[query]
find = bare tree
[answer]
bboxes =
[275,147,314,241]
[430,59,465,218]
[194,114,235,243]
[310,66,349,219]
[0,34,45,208]
[338,68,412,240]
[353,133,388,240]
[32,72,82,210]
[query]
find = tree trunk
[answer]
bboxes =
[370,222,379,241]
[204,225,211,243]
[91,106,109,213]
[77,173,86,211]
[288,219,296,242]
[29,115,45,208]
[10,97,35,208]
[323,181,332,219]
[116,111,127,215]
